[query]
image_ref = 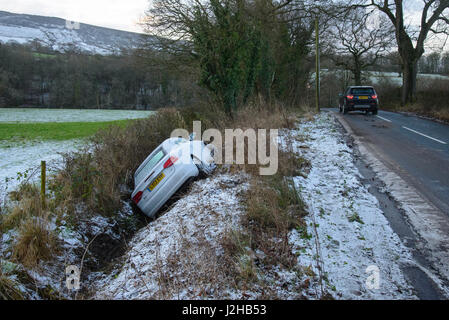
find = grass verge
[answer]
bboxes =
[0,120,132,144]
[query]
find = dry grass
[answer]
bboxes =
[377,79,449,122]
[12,217,57,269]
[221,142,310,293]
[1,181,58,270]
[1,184,42,232]
[243,175,307,265]
[152,229,233,299]
[0,273,24,300]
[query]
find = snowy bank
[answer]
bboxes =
[285,112,416,299]
[94,173,250,300]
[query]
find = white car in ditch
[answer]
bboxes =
[131,137,216,218]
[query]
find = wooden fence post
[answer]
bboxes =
[41,160,46,209]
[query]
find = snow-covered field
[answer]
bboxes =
[0,108,153,123]
[285,112,416,299]
[0,108,153,201]
[0,140,81,202]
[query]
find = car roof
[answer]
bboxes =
[348,86,375,88]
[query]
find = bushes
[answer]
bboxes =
[49,108,188,218]
[376,78,449,122]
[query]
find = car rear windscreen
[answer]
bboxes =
[351,88,375,95]
[135,149,165,185]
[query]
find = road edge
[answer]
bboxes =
[333,111,449,297]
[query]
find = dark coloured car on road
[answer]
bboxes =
[339,86,378,115]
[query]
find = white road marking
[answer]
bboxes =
[402,126,447,145]
[376,115,392,123]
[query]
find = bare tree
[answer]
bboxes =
[420,51,442,73]
[442,51,449,74]
[336,0,449,105]
[328,9,394,85]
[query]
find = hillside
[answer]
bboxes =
[0,10,153,54]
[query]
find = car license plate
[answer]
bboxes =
[359,96,368,99]
[148,172,165,191]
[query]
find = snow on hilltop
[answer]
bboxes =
[0,10,154,55]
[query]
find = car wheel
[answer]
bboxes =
[339,105,342,113]
[343,104,348,114]
[372,109,378,115]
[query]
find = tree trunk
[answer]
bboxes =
[354,69,362,86]
[401,60,418,105]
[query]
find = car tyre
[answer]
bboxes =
[372,109,378,115]
[343,103,348,114]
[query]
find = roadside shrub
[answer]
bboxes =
[377,78,449,122]
[49,108,188,217]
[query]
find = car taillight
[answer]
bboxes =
[132,191,143,204]
[163,156,179,169]
[372,95,378,99]
[347,95,354,99]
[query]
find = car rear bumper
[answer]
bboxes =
[346,103,378,111]
[137,163,199,217]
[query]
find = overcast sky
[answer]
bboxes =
[0,0,447,50]
[0,0,149,33]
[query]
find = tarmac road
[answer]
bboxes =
[330,109,449,215]
[329,108,449,299]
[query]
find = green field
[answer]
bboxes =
[0,120,131,144]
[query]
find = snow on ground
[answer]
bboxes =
[94,173,249,300]
[0,24,134,55]
[284,112,417,299]
[0,108,154,123]
[0,140,81,202]
[0,108,154,201]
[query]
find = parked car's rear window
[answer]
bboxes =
[135,149,165,184]
[351,88,375,95]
